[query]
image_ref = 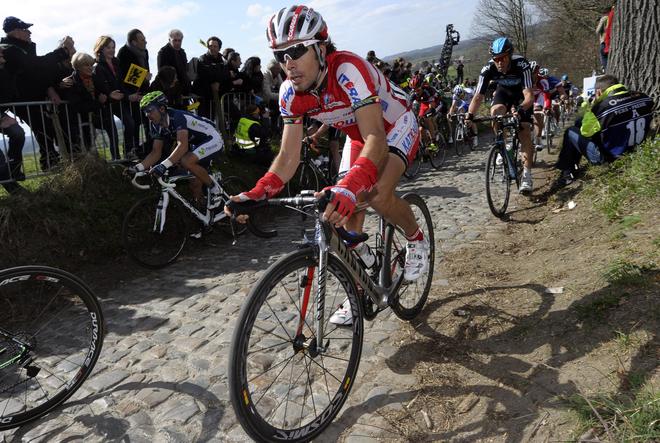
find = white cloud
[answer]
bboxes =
[246,3,269,17]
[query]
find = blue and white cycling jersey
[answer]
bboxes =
[149,108,223,160]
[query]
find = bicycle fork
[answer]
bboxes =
[154,192,170,234]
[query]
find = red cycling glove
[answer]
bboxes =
[238,172,284,201]
[324,156,378,219]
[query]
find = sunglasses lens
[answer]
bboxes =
[274,43,309,63]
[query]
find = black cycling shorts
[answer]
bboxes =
[492,87,533,123]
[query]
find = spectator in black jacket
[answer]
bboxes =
[240,56,264,97]
[193,36,231,119]
[1,16,75,170]
[0,43,26,193]
[93,35,137,160]
[117,28,151,155]
[148,65,184,110]
[157,29,190,95]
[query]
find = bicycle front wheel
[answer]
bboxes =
[387,193,435,320]
[453,124,463,156]
[544,117,554,154]
[122,195,189,268]
[287,163,321,196]
[428,132,447,169]
[485,145,511,218]
[229,248,363,443]
[0,266,104,430]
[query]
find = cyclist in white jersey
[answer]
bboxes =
[132,91,225,208]
[448,84,478,148]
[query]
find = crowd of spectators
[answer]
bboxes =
[0,16,290,172]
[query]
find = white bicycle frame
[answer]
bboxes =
[131,172,229,234]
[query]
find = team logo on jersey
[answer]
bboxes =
[338,73,361,104]
[281,85,295,110]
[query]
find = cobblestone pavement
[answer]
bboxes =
[2,143,536,442]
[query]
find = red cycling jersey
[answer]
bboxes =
[278,50,411,146]
[533,77,552,110]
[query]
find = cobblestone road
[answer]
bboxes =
[2,143,534,442]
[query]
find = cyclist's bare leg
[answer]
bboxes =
[533,108,543,138]
[490,103,507,133]
[425,116,438,141]
[367,153,418,235]
[518,123,534,169]
[181,152,213,187]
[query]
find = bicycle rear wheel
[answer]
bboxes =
[387,193,435,320]
[428,132,447,169]
[544,117,554,154]
[229,248,363,442]
[0,266,104,430]
[122,195,189,268]
[485,145,511,218]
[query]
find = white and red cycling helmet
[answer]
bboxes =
[266,5,328,49]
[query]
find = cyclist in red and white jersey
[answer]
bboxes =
[226,5,429,325]
[530,62,551,150]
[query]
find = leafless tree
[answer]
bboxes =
[608,0,660,111]
[472,0,533,56]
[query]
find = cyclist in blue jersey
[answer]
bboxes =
[132,90,225,208]
[448,84,478,148]
[467,37,535,193]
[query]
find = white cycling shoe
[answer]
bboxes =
[329,299,352,326]
[519,171,533,194]
[404,238,430,281]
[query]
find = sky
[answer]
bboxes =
[3,0,479,71]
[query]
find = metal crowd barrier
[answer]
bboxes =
[1,93,266,189]
[0,100,148,186]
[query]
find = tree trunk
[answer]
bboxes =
[608,0,660,111]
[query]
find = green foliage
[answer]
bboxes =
[0,156,142,267]
[586,137,660,221]
[603,258,651,287]
[566,387,660,442]
[574,290,627,322]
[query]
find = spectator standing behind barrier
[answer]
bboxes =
[148,66,184,110]
[192,36,230,119]
[0,43,26,193]
[117,28,151,157]
[93,35,137,160]
[240,56,264,97]
[262,59,282,135]
[225,51,245,92]
[553,75,654,187]
[157,29,190,96]
[57,52,107,154]
[1,16,75,170]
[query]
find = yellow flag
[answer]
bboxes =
[123,63,148,88]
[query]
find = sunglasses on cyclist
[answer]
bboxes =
[143,105,159,115]
[273,40,319,64]
[493,54,509,62]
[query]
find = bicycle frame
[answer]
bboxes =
[299,206,402,354]
[132,173,229,234]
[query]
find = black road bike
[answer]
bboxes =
[475,114,524,218]
[0,266,104,430]
[226,191,435,442]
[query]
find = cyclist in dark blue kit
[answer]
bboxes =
[466,37,536,193]
[133,90,225,208]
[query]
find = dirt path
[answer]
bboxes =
[379,152,659,442]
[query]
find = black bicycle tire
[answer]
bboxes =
[228,248,363,443]
[545,117,553,154]
[122,195,188,269]
[387,193,435,320]
[428,132,447,169]
[0,266,104,430]
[485,145,511,218]
[453,124,463,156]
